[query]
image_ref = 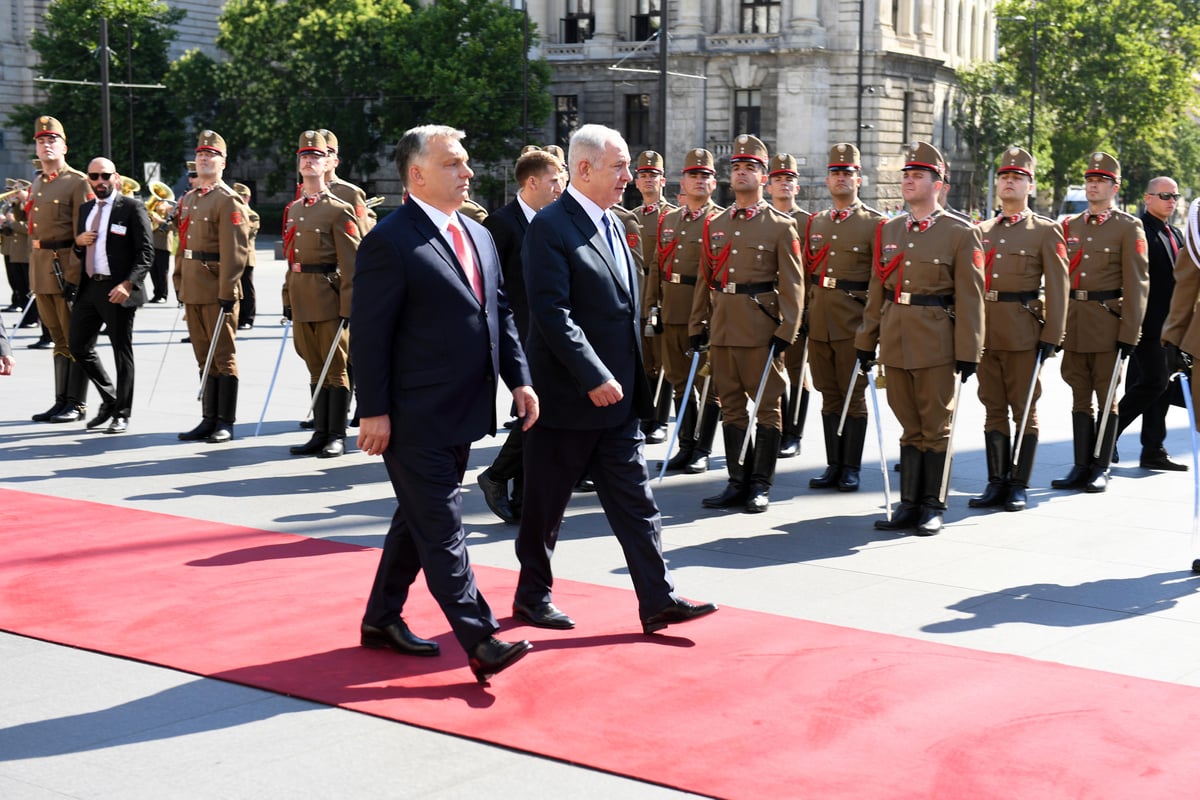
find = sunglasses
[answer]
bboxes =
[1151,192,1182,201]
[88,172,114,180]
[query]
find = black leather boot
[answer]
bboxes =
[968,430,1011,508]
[779,384,802,457]
[837,415,867,492]
[179,376,219,440]
[208,374,238,443]
[32,354,70,422]
[916,449,949,535]
[320,386,350,458]
[1006,433,1037,511]
[685,401,721,474]
[290,385,327,455]
[1085,413,1118,493]
[809,413,842,489]
[746,425,780,513]
[49,360,89,423]
[662,395,698,472]
[876,445,922,530]
[703,425,751,508]
[1051,412,1095,490]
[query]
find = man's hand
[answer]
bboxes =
[357,414,391,456]
[511,385,540,431]
[1117,340,1136,358]
[769,335,791,354]
[75,230,97,248]
[62,283,77,303]
[1036,341,1059,362]
[956,360,977,383]
[856,348,876,372]
[219,298,235,314]
[283,305,293,321]
[688,330,709,354]
[588,379,624,407]
[0,355,14,376]
[107,281,131,305]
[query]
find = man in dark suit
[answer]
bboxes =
[514,124,718,634]
[69,158,154,434]
[477,148,565,524]
[352,125,536,684]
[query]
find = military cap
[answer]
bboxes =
[902,140,945,179]
[232,182,251,200]
[543,145,565,161]
[730,134,768,166]
[319,129,339,154]
[297,130,328,156]
[682,148,716,174]
[769,153,799,178]
[34,116,65,141]
[520,144,541,155]
[195,130,226,157]
[827,143,861,171]
[32,158,43,174]
[996,146,1034,178]
[637,150,665,174]
[1084,151,1120,182]
[186,160,197,174]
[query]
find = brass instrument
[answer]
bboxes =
[0,178,32,202]
[146,180,176,227]
[365,195,386,208]
[121,176,141,197]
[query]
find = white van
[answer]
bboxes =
[1057,185,1087,222]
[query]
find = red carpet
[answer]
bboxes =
[3,487,1200,798]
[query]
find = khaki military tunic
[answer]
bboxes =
[28,167,92,356]
[10,204,30,265]
[855,210,985,450]
[245,206,261,268]
[805,202,883,416]
[1162,247,1200,425]
[691,201,803,430]
[1060,209,1149,412]
[635,198,675,376]
[282,192,360,388]
[177,181,251,376]
[329,177,375,234]
[781,208,813,380]
[975,211,1069,433]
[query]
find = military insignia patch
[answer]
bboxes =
[1056,242,1067,258]
[627,233,639,249]
[660,228,674,241]
[1136,238,1147,255]
[883,243,898,254]
[1066,236,1079,246]
[231,210,243,225]
[973,250,985,268]
[791,238,801,256]
[356,204,366,218]
[810,234,824,244]
[710,231,727,245]
[346,220,357,236]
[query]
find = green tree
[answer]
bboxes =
[952,60,1028,212]
[7,0,187,183]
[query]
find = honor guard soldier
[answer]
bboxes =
[649,148,723,473]
[969,147,1068,512]
[176,129,252,443]
[282,131,361,458]
[4,180,33,322]
[27,116,94,423]
[691,135,804,512]
[767,152,812,458]
[233,183,260,329]
[634,149,677,443]
[1161,200,1200,434]
[1051,152,1149,493]
[855,141,985,534]
[805,143,884,492]
[318,129,375,233]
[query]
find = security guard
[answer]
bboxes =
[27,116,94,423]
[650,148,722,473]
[633,149,676,443]
[233,182,260,329]
[805,143,884,492]
[318,129,375,233]
[282,131,361,458]
[855,141,985,534]
[176,129,252,443]
[691,135,804,513]
[970,147,1068,512]
[767,153,812,458]
[1051,152,1149,493]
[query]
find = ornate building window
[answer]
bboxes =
[630,0,661,41]
[625,94,651,148]
[740,0,781,34]
[555,95,579,147]
[562,0,594,44]
[735,90,762,136]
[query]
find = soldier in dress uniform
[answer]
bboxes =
[968,147,1068,512]
[3,180,33,320]
[318,129,375,234]
[1161,200,1200,426]
[175,129,252,443]
[27,116,95,423]
[633,149,676,443]
[854,141,985,534]
[690,135,804,513]
[767,152,812,458]
[648,148,722,473]
[805,143,884,493]
[1050,152,1149,493]
[232,182,260,329]
[282,131,361,458]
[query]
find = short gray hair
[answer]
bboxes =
[568,124,625,175]
[394,125,465,189]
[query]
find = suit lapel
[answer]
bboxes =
[406,201,480,306]
[564,193,632,304]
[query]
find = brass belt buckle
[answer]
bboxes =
[722,283,737,294]
[183,248,195,259]
[821,276,836,289]
[1073,289,1088,301]
[897,292,912,305]
[668,274,681,284]
[985,289,998,302]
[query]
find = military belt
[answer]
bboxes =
[292,263,338,274]
[33,238,73,250]
[813,276,868,291]
[985,290,1039,303]
[720,281,776,295]
[183,249,221,261]
[890,293,953,307]
[666,273,698,285]
[1071,288,1122,302]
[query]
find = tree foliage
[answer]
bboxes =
[166,0,552,192]
[6,0,187,182]
[952,60,1028,211]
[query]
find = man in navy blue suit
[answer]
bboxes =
[513,124,718,634]
[352,125,536,684]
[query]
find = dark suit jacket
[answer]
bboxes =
[522,188,651,430]
[483,198,530,341]
[350,199,530,449]
[73,193,154,309]
[1139,211,1181,338]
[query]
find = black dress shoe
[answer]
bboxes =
[318,437,345,458]
[360,621,440,657]
[27,336,52,349]
[477,469,517,524]
[49,403,85,423]
[469,636,532,683]
[641,597,718,634]
[238,322,253,330]
[1140,449,1188,471]
[573,476,596,492]
[643,423,668,444]
[86,401,116,430]
[105,416,129,434]
[512,600,575,629]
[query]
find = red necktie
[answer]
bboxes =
[85,199,106,277]
[1168,228,1180,259]
[448,219,483,302]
